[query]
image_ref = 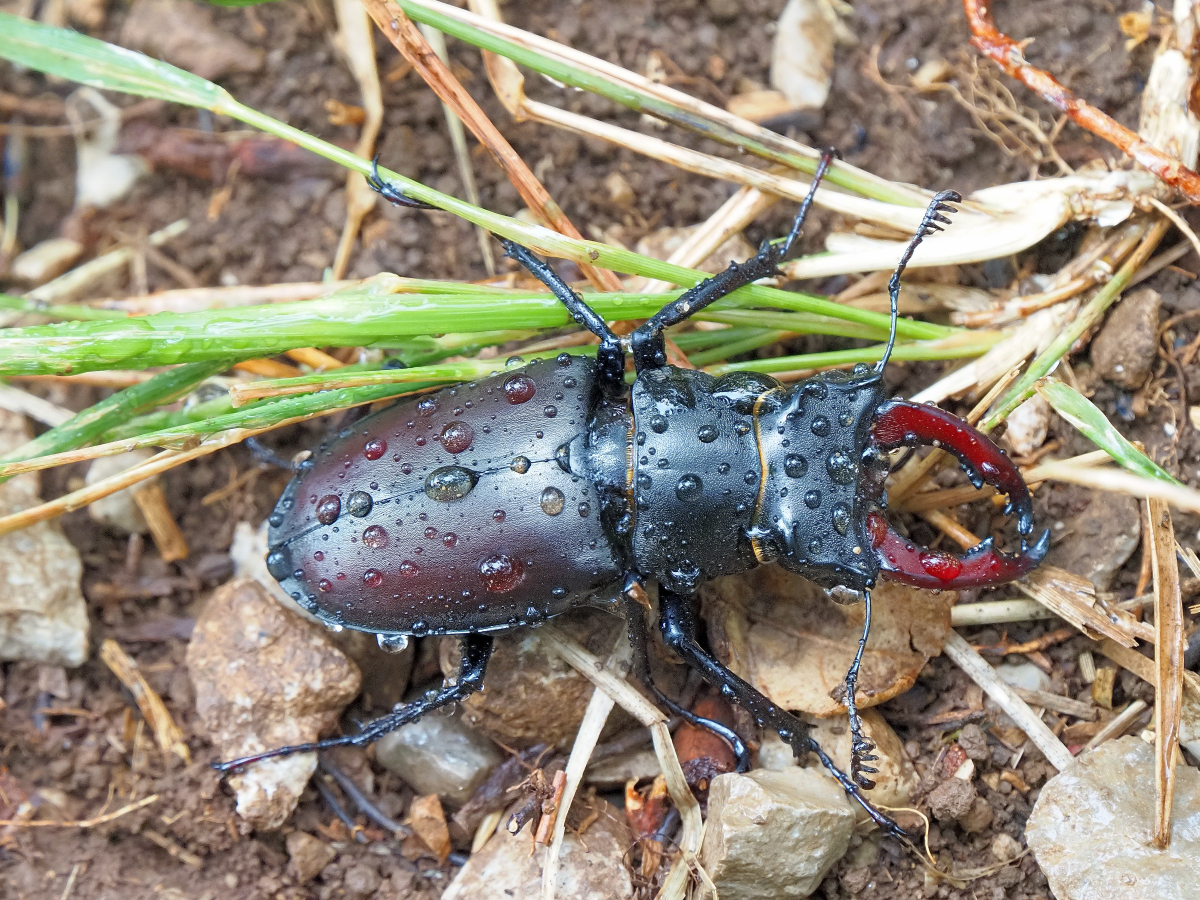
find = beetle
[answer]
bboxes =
[219,151,1049,832]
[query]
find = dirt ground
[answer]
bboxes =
[2,0,1197,898]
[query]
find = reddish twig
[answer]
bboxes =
[962,0,1200,202]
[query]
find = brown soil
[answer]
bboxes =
[2,0,1197,899]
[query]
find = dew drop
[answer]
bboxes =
[716,462,731,475]
[268,512,284,528]
[697,424,718,443]
[363,569,383,588]
[556,353,572,367]
[493,509,506,523]
[540,486,565,516]
[399,560,420,578]
[649,415,668,434]
[804,489,822,509]
[479,553,525,593]
[417,396,439,417]
[424,526,439,539]
[364,438,387,460]
[266,548,292,580]
[511,456,531,474]
[424,465,478,502]
[826,449,857,485]
[636,473,652,490]
[316,495,341,525]
[313,551,324,561]
[919,550,963,581]
[784,454,808,478]
[442,532,458,548]
[543,405,558,418]
[577,501,591,517]
[317,579,332,592]
[400,463,413,476]
[347,490,373,517]
[811,416,831,437]
[563,376,577,389]
[831,502,851,536]
[506,355,525,368]
[503,374,536,404]
[441,421,474,454]
[675,474,703,502]
[734,422,750,436]
[362,524,389,550]
[377,633,409,653]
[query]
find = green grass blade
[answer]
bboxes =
[1036,379,1181,486]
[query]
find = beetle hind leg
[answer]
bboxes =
[841,589,879,790]
[657,589,909,838]
[211,634,494,774]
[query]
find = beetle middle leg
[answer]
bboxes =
[656,588,907,837]
[212,634,494,773]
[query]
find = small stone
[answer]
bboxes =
[770,0,836,110]
[120,0,264,80]
[995,661,1051,694]
[701,768,855,899]
[0,411,87,668]
[991,832,1023,862]
[186,579,361,829]
[1004,394,1050,457]
[1044,493,1140,591]
[584,748,660,790]
[343,862,381,897]
[376,713,500,806]
[957,723,990,761]
[957,795,994,833]
[85,450,156,534]
[442,799,632,900]
[603,172,634,206]
[1026,737,1200,900]
[286,831,336,883]
[1090,287,1161,389]
[444,608,628,748]
[927,777,976,823]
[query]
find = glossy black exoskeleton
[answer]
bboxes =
[227,153,1050,832]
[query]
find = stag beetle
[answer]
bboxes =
[221,151,1049,832]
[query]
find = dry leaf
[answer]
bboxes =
[408,793,451,862]
[701,564,955,717]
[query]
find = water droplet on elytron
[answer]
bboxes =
[363,525,389,550]
[826,449,857,485]
[316,495,341,525]
[675,474,703,502]
[480,553,525,592]
[266,548,291,580]
[417,396,439,416]
[784,454,807,478]
[441,421,474,454]
[364,438,387,460]
[506,355,525,368]
[804,380,828,400]
[493,509,506,523]
[377,633,409,653]
[556,353,572,367]
[637,473,652,490]
[317,579,332,592]
[563,376,577,388]
[839,412,853,427]
[363,569,383,588]
[543,405,557,418]
[831,502,851,536]
[268,512,284,527]
[400,463,413,476]
[744,471,758,485]
[577,501,591,517]
[503,374,536,404]
[540,487,565,516]
[811,416,830,437]
[347,490,373,517]
[650,415,668,434]
[804,489,822,509]
[809,537,822,554]
[511,456,531,474]
[442,532,458,548]
[313,551,324,561]
[697,424,718,443]
[414,436,426,446]
[399,560,420,578]
[425,465,478,502]
[424,526,438,539]
[919,550,962,581]
[734,422,751,436]
[717,462,731,475]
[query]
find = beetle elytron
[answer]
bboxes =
[221,152,1049,831]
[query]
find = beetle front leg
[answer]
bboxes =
[657,589,909,838]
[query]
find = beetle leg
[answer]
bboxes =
[842,589,879,790]
[623,587,750,771]
[866,399,1051,589]
[366,155,436,209]
[657,589,910,838]
[211,634,493,774]
[627,149,837,372]
[500,240,627,397]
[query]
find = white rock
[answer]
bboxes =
[442,799,632,900]
[770,0,836,111]
[84,449,156,534]
[701,767,855,899]
[1004,394,1050,457]
[995,661,1051,694]
[1026,737,1200,900]
[0,411,88,668]
[376,711,501,806]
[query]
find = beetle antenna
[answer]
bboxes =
[876,190,961,375]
